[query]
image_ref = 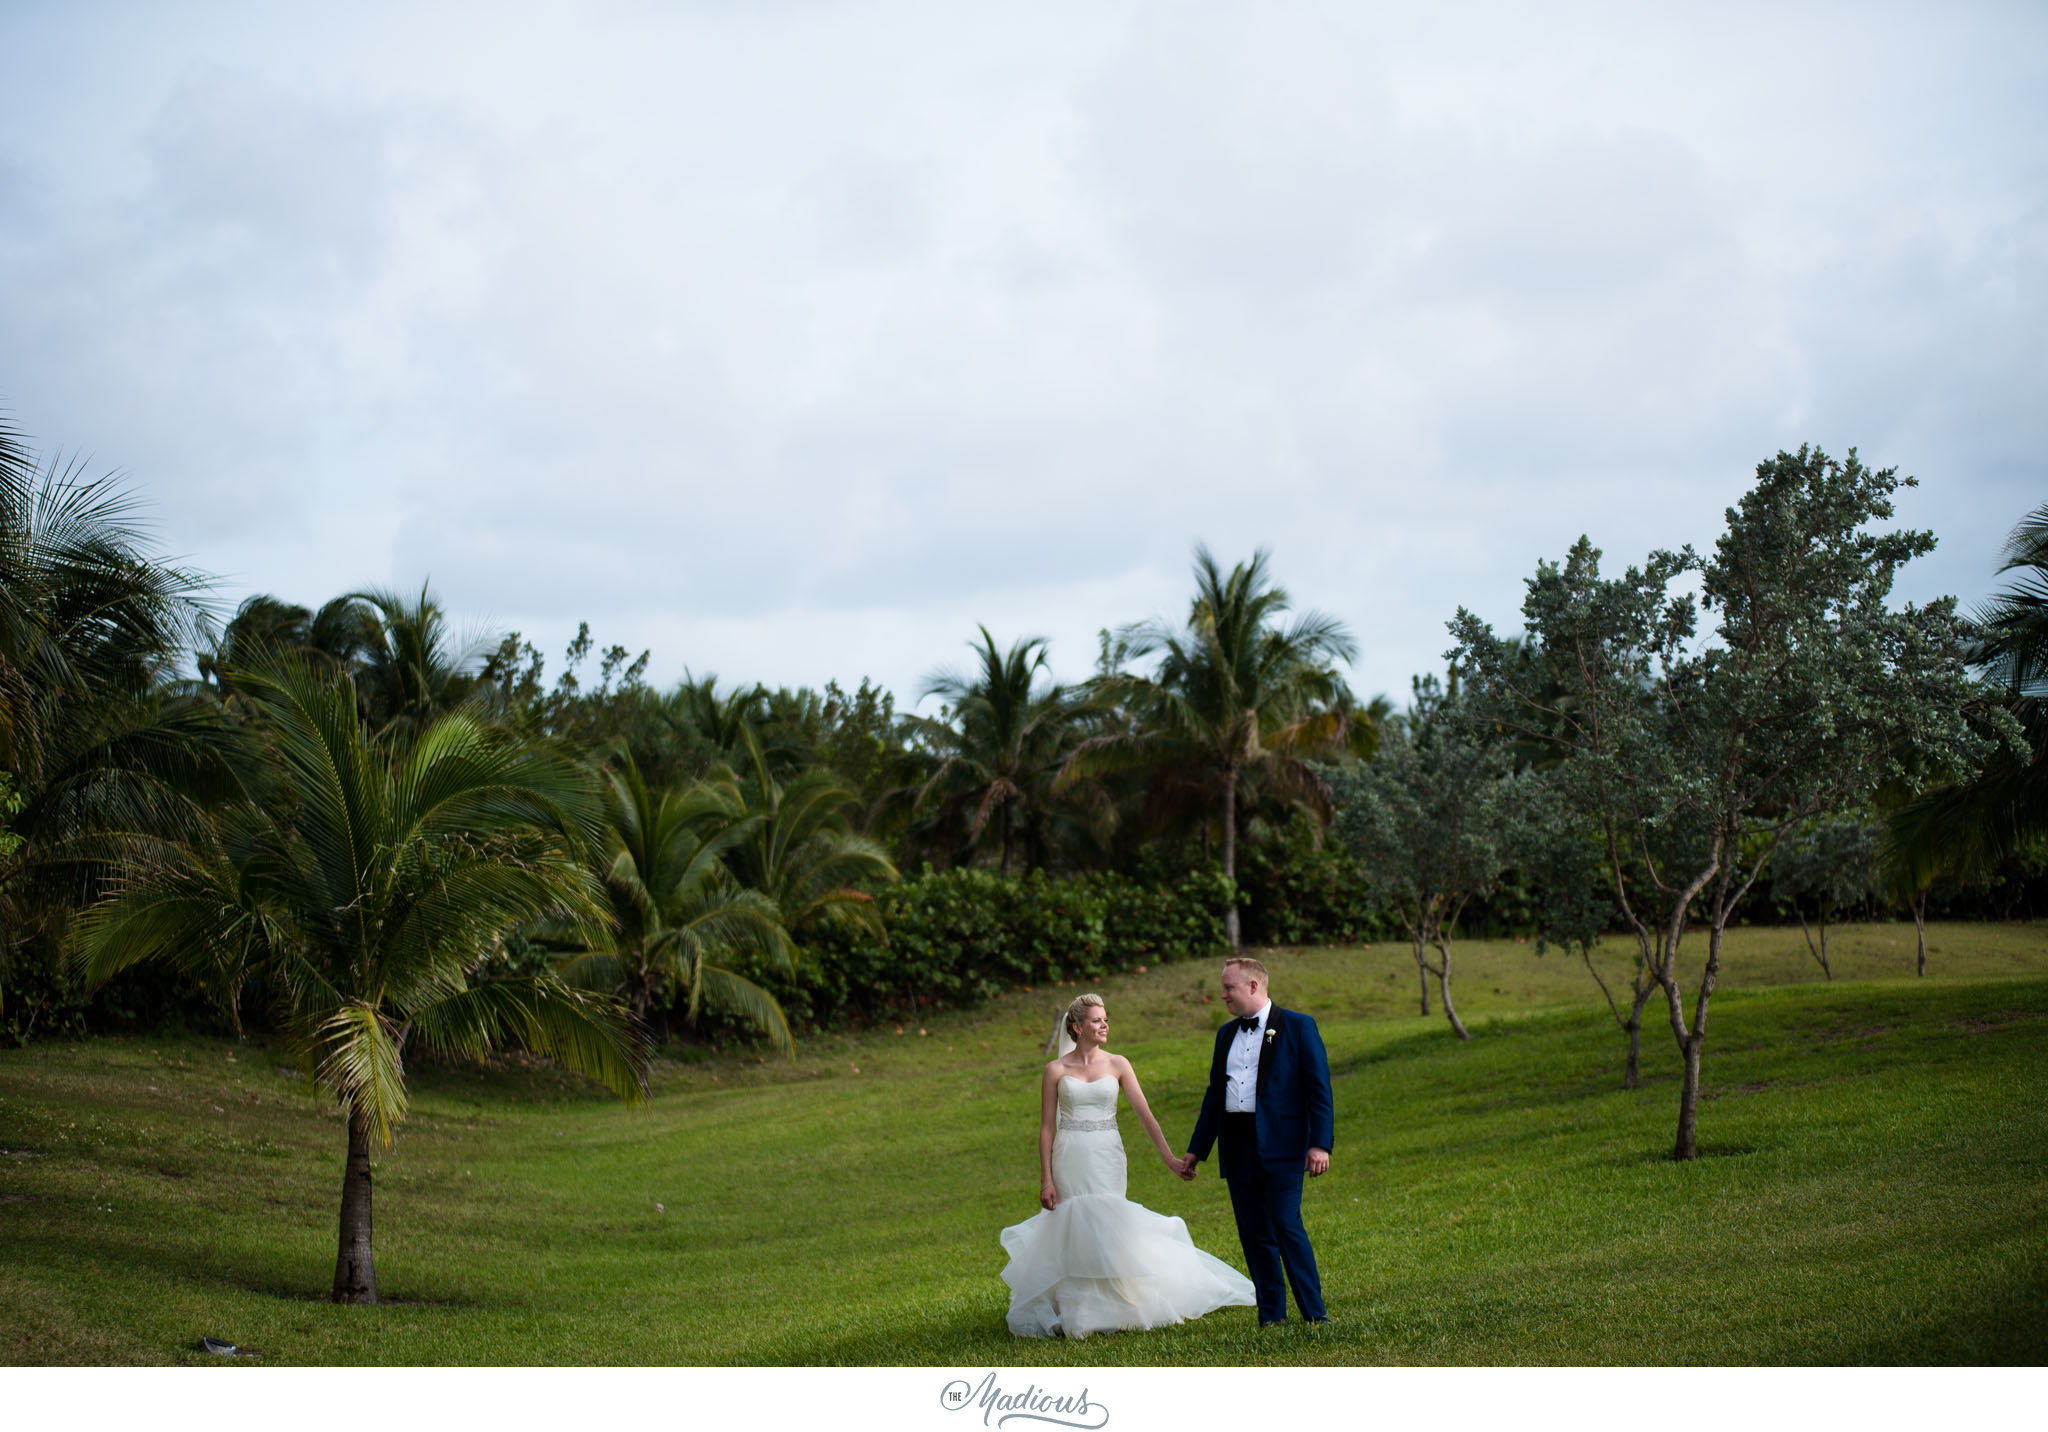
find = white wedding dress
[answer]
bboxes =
[999,1074,1256,1338]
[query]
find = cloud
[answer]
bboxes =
[0,0,2042,706]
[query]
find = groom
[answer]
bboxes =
[1180,956,1333,1326]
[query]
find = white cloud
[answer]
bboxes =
[0,0,2042,704]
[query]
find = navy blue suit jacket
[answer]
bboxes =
[1188,1006,1335,1178]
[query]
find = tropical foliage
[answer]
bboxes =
[1886,502,2048,896]
[711,726,898,940]
[906,628,1099,875]
[540,749,796,1044]
[70,657,650,1301]
[1064,546,1368,946]
[0,413,231,1022]
[3,398,2032,1196]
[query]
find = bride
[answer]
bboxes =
[999,992,1256,1338]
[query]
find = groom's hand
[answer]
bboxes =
[1305,1148,1329,1177]
[1176,1153,1197,1181]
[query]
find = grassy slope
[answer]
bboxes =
[0,922,2042,1366]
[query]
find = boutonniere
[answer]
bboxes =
[1263,1026,1277,1047]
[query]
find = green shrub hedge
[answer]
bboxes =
[1236,827,1396,947]
[737,865,1236,1031]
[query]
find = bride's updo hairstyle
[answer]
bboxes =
[1064,992,1105,1043]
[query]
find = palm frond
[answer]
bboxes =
[382,859,609,1003]
[312,1002,408,1147]
[692,962,794,1055]
[406,976,650,1102]
[553,949,626,990]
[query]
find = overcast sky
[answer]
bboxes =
[2,1,2042,709]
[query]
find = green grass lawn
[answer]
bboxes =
[1,921,2043,1365]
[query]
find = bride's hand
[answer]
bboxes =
[1040,1182,1059,1211]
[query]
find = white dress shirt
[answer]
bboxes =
[1224,1001,1271,1113]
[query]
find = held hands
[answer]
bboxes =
[1174,1152,1198,1181]
[1305,1147,1330,1177]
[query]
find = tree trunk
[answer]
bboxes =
[1795,905,1829,980]
[1913,891,1927,977]
[999,804,1013,878]
[1669,916,1726,1163]
[1672,1032,1703,1161]
[1412,932,1431,1015]
[332,1099,377,1304]
[1817,905,1832,980]
[1624,988,1651,1090]
[1434,941,1470,1040]
[1220,768,1240,949]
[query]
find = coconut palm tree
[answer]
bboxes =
[547,748,798,1047]
[711,724,898,939]
[344,583,498,744]
[196,592,382,714]
[0,417,238,1015]
[905,628,1098,874]
[1974,503,2048,700]
[1064,547,1361,945]
[72,656,648,1304]
[0,421,211,784]
[666,672,815,781]
[1887,502,2048,892]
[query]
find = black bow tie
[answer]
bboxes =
[1237,1016,1259,1035]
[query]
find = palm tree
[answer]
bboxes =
[344,583,497,744]
[0,417,237,1014]
[196,593,382,713]
[713,724,898,938]
[0,420,210,782]
[1065,547,1361,945]
[1974,503,2048,700]
[667,672,814,780]
[673,671,764,751]
[547,747,798,1047]
[1887,502,2048,896]
[906,628,1096,874]
[72,656,648,1304]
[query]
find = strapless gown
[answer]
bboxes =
[998,1074,1256,1338]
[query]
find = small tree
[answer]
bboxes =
[1878,805,1953,978]
[74,657,649,1302]
[1453,542,1701,1089]
[1457,447,1987,1158]
[1772,814,1881,980]
[1327,675,1517,1040]
[1516,777,1644,1083]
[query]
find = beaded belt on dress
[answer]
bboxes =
[1058,1116,1116,1132]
